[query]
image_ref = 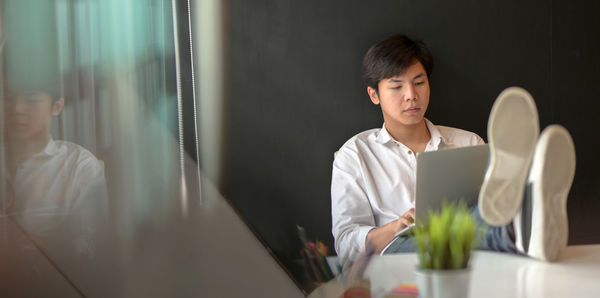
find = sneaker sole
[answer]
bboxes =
[526,125,575,261]
[479,87,540,226]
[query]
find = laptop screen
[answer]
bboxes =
[414,144,490,224]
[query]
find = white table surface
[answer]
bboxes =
[1,173,305,298]
[310,244,600,298]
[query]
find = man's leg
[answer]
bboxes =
[513,125,575,261]
[476,125,575,260]
[382,207,519,255]
[381,235,416,254]
[472,206,521,254]
[478,87,539,226]
[478,87,576,261]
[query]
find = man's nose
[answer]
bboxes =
[404,84,417,101]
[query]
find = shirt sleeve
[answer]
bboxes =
[68,153,109,258]
[331,144,376,261]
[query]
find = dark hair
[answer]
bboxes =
[361,34,433,92]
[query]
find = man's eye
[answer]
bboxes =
[25,98,42,104]
[391,86,402,90]
[415,81,424,86]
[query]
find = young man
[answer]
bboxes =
[2,79,108,248]
[331,34,483,260]
[1,0,107,244]
[331,34,576,262]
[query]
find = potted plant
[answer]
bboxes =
[413,202,483,298]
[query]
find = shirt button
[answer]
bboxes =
[408,150,413,155]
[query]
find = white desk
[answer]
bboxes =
[0,217,81,297]
[0,173,304,298]
[310,244,600,298]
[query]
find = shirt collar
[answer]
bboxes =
[424,119,448,149]
[39,138,59,157]
[3,138,58,180]
[375,118,449,148]
[375,123,394,144]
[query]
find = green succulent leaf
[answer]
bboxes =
[414,200,484,270]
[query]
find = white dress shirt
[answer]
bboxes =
[331,119,484,260]
[3,138,108,256]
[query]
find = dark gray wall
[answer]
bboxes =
[222,0,600,290]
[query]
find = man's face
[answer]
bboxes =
[367,61,430,128]
[2,90,63,142]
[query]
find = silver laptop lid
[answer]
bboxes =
[414,144,489,225]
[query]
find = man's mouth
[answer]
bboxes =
[403,107,421,113]
[6,120,28,128]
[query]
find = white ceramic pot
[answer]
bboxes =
[415,267,471,298]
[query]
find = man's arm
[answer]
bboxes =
[332,143,418,258]
[331,145,377,261]
[64,154,109,259]
[332,145,415,259]
[366,208,414,253]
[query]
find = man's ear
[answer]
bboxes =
[367,86,380,105]
[51,98,64,116]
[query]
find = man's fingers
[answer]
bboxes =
[399,217,412,228]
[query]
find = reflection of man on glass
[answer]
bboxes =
[2,80,107,244]
[1,0,107,256]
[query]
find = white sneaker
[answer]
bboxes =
[479,87,540,226]
[514,125,576,261]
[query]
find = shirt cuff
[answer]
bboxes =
[356,226,376,252]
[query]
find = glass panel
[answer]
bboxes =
[1,0,186,295]
[1,1,304,296]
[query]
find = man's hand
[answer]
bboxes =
[397,208,415,229]
[366,208,415,254]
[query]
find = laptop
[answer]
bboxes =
[393,144,490,238]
